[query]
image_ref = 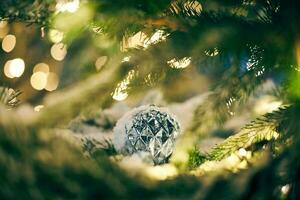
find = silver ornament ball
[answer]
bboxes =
[113,105,181,165]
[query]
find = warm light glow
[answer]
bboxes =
[56,0,80,13]
[4,61,14,78]
[0,21,9,39]
[122,30,168,51]
[167,57,192,69]
[48,29,64,43]
[238,148,247,157]
[51,43,67,61]
[112,70,135,101]
[0,21,7,28]
[95,56,108,71]
[143,30,168,48]
[281,184,290,194]
[254,96,282,115]
[122,56,131,63]
[45,72,59,91]
[34,105,44,112]
[30,72,48,90]
[146,164,178,180]
[33,63,50,73]
[2,34,16,53]
[3,58,25,78]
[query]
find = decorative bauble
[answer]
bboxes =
[113,105,181,165]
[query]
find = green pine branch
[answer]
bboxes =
[208,106,289,161]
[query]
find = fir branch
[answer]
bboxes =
[0,0,54,26]
[0,87,21,108]
[82,137,117,157]
[208,106,290,161]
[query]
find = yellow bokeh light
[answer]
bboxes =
[30,72,48,90]
[145,164,178,180]
[45,72,59,91]
[95,56,108,71]
[4,58,25,78]
[48,29,64,43]
[2,34,16,53]
[56,0,80,13]
[50,43,67,61]
[4,61,14,78]
[33,63,50,73]
[34,105,44,112]
[0,21,7,28]
[0,26,9,39]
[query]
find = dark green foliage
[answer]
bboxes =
[188,148,207,169]
[0,0,54,25]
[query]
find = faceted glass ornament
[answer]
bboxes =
[113,105,181,165]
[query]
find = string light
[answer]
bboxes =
[2,34,16,53]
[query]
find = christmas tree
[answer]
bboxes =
[1,0,300,199]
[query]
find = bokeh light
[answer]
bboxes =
[34,105,44,112]
[45,72,59,91]
[95,56,108,71]
[2,34,16,53]
[3,58,25,78]
[0,21,9,39]
[48,29,64,43]
[4,60,14,78]
[50,43,67,61]
[56,0,80,13]
[30,72,48,90]
[33,63,50,73]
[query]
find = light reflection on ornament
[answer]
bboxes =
[2,34,16,53]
